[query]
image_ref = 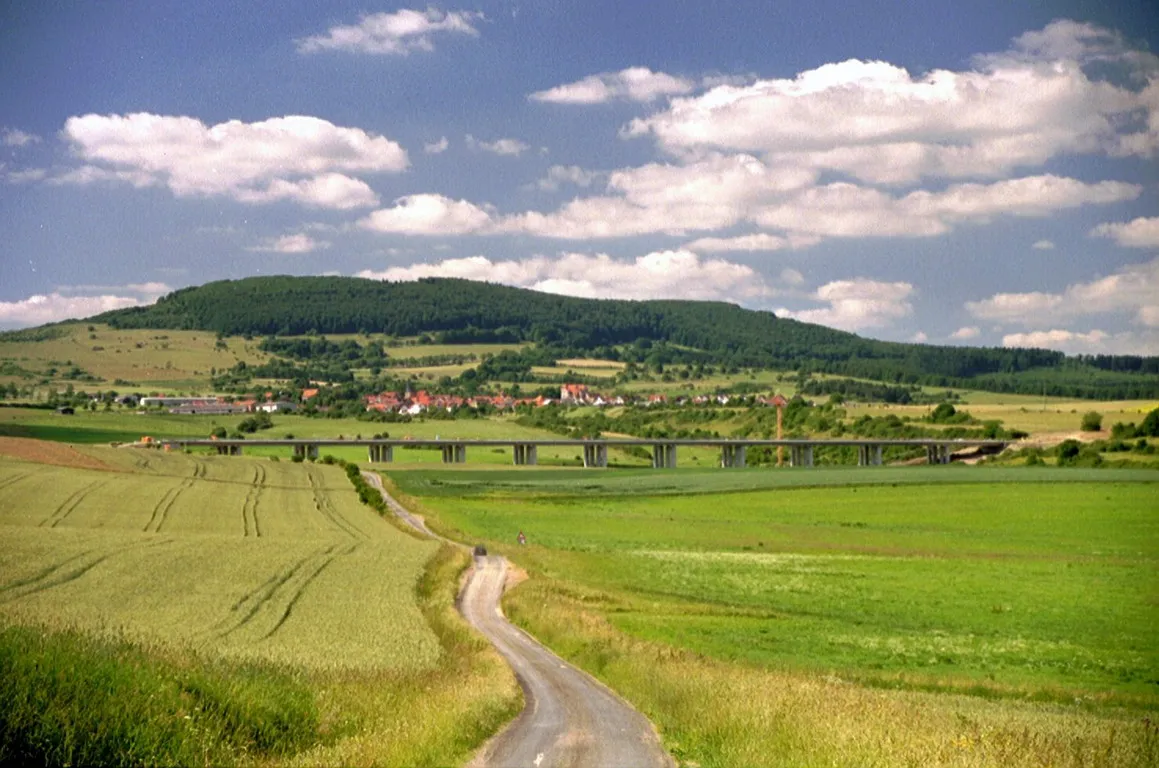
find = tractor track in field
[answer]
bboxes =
[143,479,193,533]
[215,542,355,640]
[0,471,33,492]
[261,543,358,639]
[361,471,672,768]
[307,467,367,540]
[143,463,203,533]
[41,480,108,528]
[242,464,266,537]
[0,538,174,604]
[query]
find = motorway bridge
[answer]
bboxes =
[163,438,1010,468]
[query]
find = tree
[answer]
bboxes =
[1080,411,1103,432]
[1140,407,1159,437]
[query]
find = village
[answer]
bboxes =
[129,383,790,416]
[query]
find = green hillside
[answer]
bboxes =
[88,276,1159,399]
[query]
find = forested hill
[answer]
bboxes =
[94,276,1159,398]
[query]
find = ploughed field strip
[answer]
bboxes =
[0,449,439,671]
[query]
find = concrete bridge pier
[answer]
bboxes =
[790,445,815,467]
[513,444,539,466]
[857,444,883,466]
[582,444,608,468]
[720,444,746,468]
[926,445,952,464]
[873,444,883,466]
[293,444,318,461]
[217,444,242,456]
[367,444,393,463]
[441,445,467,464]
[652,444,677,468]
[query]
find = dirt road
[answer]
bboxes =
[362,472,672,768]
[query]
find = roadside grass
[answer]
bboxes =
[288,545,521,767]
[0,445,520,766]
[0,624,323,767]
[505,582,1159,768]
[389,469,1159,766]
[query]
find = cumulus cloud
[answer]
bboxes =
[684,232,819,252]
[1091,216,1159,248]
[296,7,482,55]
[424,136,449,154]
[57,113,405,208]
[422,162,1135,241]
[359,193,494,235]
[0,283,172,329]
[465,134,530,156]
[5,168,47,183]
[2,128,40,147]
[777,279,914,332]
[911,331,929,343]
[949,326,981,340]
[534,165,601,191]
[1032,239,1056,250]
[625,20,1159,183]
[1001,328,1159,355]
[530,67,695,104]
[965,257,1159,329]
[247,234,330,254]
[357,250,779,303]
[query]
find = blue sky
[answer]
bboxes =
[2,0,1158,354]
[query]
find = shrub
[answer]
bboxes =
[1080,411,1103,432]
[1141,408,1159,437]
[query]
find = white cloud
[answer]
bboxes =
[530,67,695,104]
[534,165,601,191]
[684,232,819,252]
[900,175,1139,221]
[58,113,405,208]
[911,331,929,343]
[296,7,482,56]
[359,193,494,235]
[5,168,47,183]
[247,234,330,254]
[779,268,805,287]
[465,134,530,156]
[949,326,980,340]
[424,136,449,154]
[494,162,1134,241]
[357,250,780,303]
[0,283,172,329]
[1091,217,1159,248]
[2,128,39,147]
[777,279,914,332]
[625,20,1159,183]
[1032,239,1056,250]
[966,257,1159,328]
[1001,328,1159,355]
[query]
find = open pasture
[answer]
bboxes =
[0,323,269,389]
[391,467,1159,765]
[0,448,439,671]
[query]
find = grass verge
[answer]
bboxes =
[504,579,1159,768]
[0,624,321,766]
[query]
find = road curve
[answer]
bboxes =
[362,472,672,768]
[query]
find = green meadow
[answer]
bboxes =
[388,466,1159,766]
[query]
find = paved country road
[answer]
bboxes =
[363,472,673,768]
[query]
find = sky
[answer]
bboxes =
[2,0,1158,355]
